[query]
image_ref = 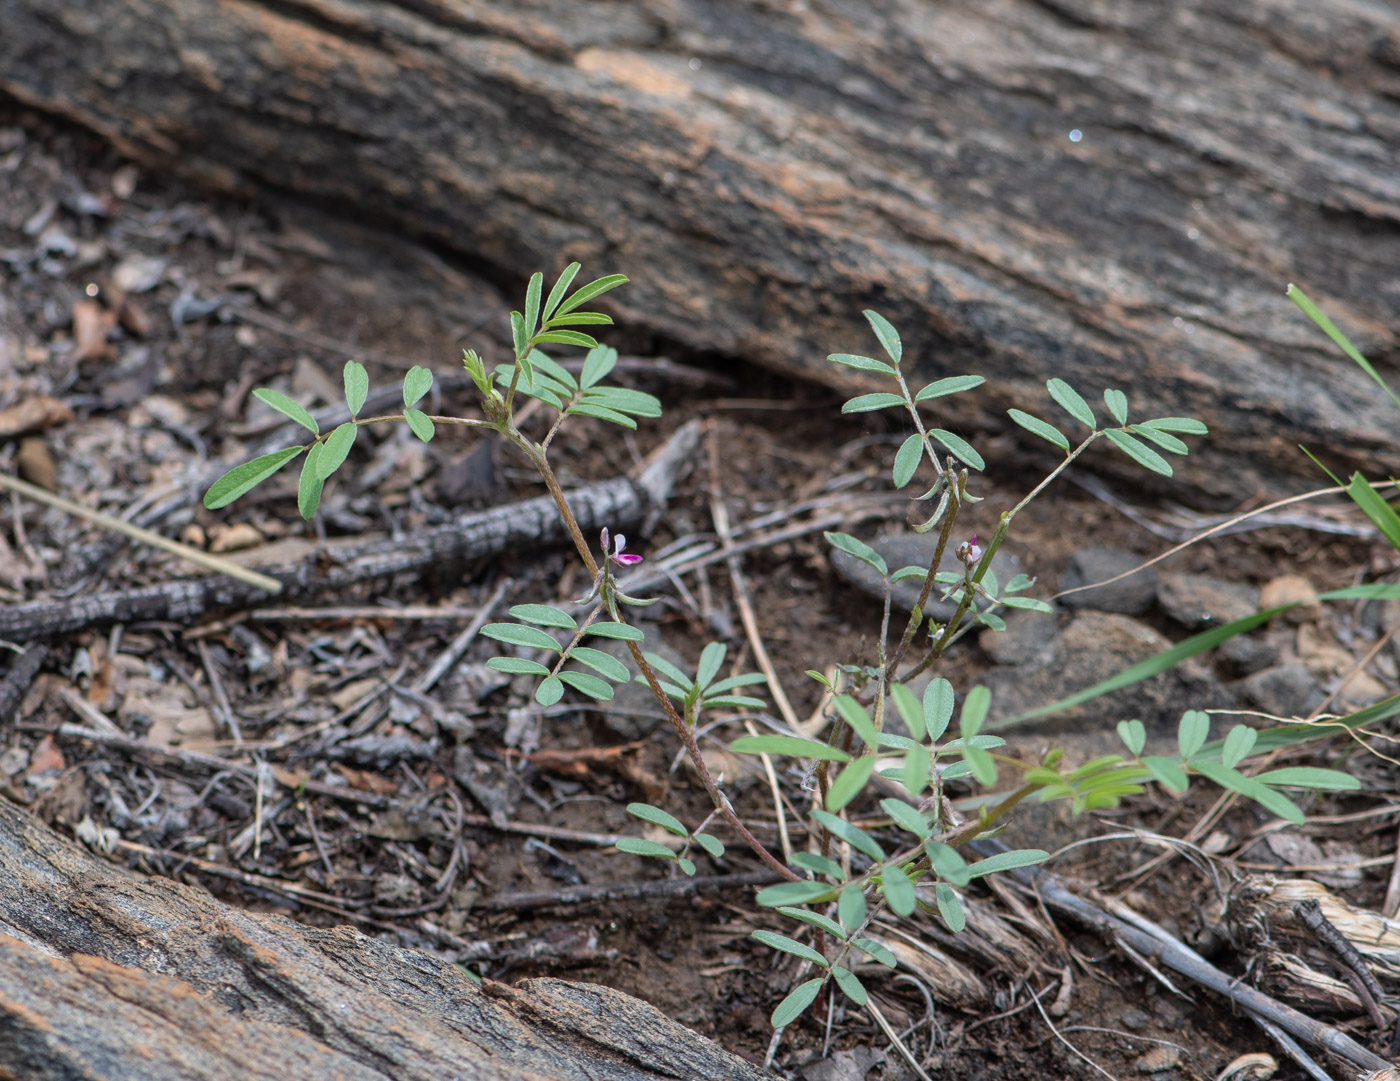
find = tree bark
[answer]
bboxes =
[0,794,767,1081]
[1,0,1396,497]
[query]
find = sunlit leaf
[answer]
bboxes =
[298,443,324,519]
[627,802,688,837]
[402,365,434,409]
[405,408,435,442]
[343,360,368,417]
[204,447,304,509]
[253,388,319,435]
[316,422,356,480]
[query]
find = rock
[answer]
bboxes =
[1119,1008,1150,1031]
[1236,664,1322,719]
[1157,574,1259,628]
[1217,633,1279,677]
[1259,573,1321,623]
[829,531,1023,619]
[1133,1044,1182,1074]
[1059,547,1158,615]
[978,608,1058,667]
[983,610,1229,734]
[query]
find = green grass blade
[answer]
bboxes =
[1287,284,1400,414]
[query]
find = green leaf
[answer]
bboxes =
[677,857,696,877]
[771,978,824,1029]
[915,375,985,401]
[890,683,926,741]
[696,642,726,689]
[204,447,304,509]
[481,623,561,651]
[1178,710,1210,761]
[881,862,917,916]
[253,388,319,435]
[694,833,725,858]
[511,310,528,358]
[509,604,577,630]
[343,360,368,417]
[959,685,991,738]
[864,310,902,364]
[405,409,434,442]
[1103,388,1128,424]
[833,695,879,752]
[893,433,924,489]
[1346,473,1400,551]
[936,883,965,931]
[838,882,867,931]
[1046,378,1095,428]
[924,679,954,740]
[889,565,927,584]
[535,675,564,706]
[1287,284,1400,415]
[559,670,615,700]
[824,531,887,577]
[403,365,433,409]
[751,930,829,968]
[706,673,769,694]
[580,386,663,416]
[568,402,636,428]
[1117,719,1146,756]
[967,849,1048,878]
[778,906,845,940]
[825,756,876,812]
[542,262,581,322]
[1142,756,1189,793]
[627,802,688,837]
[316,422,357,480]
[903,743,932,798]
[298,443,324,519]
[1254,767,1360,790]
[1104,429,1172,476]
[1221,724,1258,769]
[731,735,850,763]
[757,881,837,907]
[534,330,598,349]
[616,837,677,860]
[831,965,868,1006]
[1007,408,1069,451]
[1139,416,1207,435]
[925,841,970,886]
[580,345,618,389]
[485,657,551,677]
[585,622,644,641]
[1001,596,1053,613]
[813,809,885,862]
[852,937,897,968]
[1130,424,1188,455]
[547,311,613,327]
[555,273,628,317]
[827,352,897,375]
[842,392,906,414]
[1192,761,1303,824]
[790,851,847,880]
[523,271,543,339]
[568,647,630,682]
[963,744,997,786]
[929,429,985,471]
[880,798,931,839]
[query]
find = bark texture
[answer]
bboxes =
[0,795,767,1081]
[3,1,1399,495]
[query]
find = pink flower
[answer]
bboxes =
[956,534,982,566]
[600,527,643,567]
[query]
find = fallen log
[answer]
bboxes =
[2,0,1398,497]
[0,794,767,1081]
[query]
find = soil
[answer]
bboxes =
[3,102,1398,1081]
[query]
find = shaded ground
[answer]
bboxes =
[3,103,1399,1080]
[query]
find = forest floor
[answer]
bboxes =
[3,103,1399,1081]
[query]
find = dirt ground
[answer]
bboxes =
[4,103,1400,1081]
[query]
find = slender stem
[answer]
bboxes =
[886,470,965,678]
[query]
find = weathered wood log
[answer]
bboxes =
[4,0,1397,498]
[0,793,767,1081]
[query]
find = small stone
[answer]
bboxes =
[1133,1044,1182,1074]
[1059,546,1158,615]
[1218,633,1278,676]
[1259,573,1320,623]
[1157,573,1259,627]
[1237,664,1322,719]
[829,531,1023,619]
[978,608,1058,666]
[1118,1008,1150,1031]
[207,521,264,553]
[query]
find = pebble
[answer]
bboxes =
[1133,1044,1182,1074]
[829,531,1023,619]
[1059,546,1159,615]
[1237,664,1322,718]
[978,608,1058,667]
[1157,573,1259,627]
[1259,573,1320,623]
[1217,632,1278,676]
[1118,1008,1150,1030]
